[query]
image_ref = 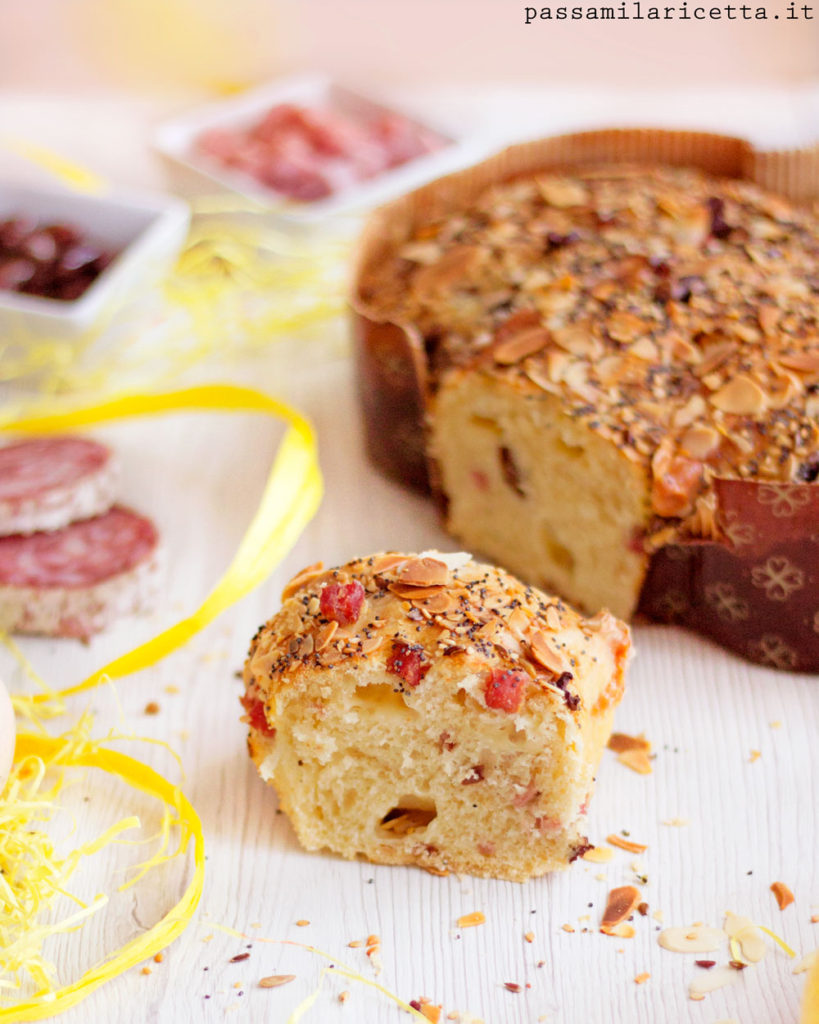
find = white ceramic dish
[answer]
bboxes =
[153,73,490,226]
[0,183,190,339]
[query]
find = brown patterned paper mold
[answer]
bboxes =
[351,129,819,672]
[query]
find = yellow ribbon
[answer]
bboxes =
[1,383,323,703]
[1,733,205,1022]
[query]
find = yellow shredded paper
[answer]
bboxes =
[0,383,323,1017]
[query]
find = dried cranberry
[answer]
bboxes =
[499,446,525,497]
[240,693,275,737]
[319,580,365,625]
[797,452,819,483]
[386,640,430,687]
[484,668,527,713]
[553,670,580,710]
[706,196,732,239]
[671,275,705,303]
[546,230,580,250]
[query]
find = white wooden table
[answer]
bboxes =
[0,87,817,1024]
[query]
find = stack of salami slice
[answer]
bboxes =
[0,437,162,640]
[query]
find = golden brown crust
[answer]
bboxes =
[359,164,819,539]
[246,551,630,719]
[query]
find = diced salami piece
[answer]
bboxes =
[0,437,120,536]
[0,506,162,639]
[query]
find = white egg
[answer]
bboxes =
[0,677,15,794]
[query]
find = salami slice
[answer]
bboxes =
[0,506,162,639]
[0,436,120,536]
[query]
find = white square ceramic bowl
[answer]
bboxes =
[153,73,490,225]
[0,183,190,340]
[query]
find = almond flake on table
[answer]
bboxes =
[662,817,689,826]
[634,972,650,984]
[582,846,614,863]
[607,732,651,753]
[724,912,766,962]
[259,974,296,989]
[617,748,653,774]
[600,892,640,938]
[749,749,762,762]
[770,880,795,910]
[658,925,726,953]
[688,965,739,1000]
[457,912,485,928]
[607,833,648,854]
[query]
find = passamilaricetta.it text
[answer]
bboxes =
[525,1,812,17]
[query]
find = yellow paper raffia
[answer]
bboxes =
[0,382,322,1017]
[2,383,323,707]
[0,206,348,396]
[0,731,205,1022]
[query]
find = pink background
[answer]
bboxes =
[2,0,817,92]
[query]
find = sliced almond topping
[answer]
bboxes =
[630,337,659,361]
[601,886,642,931]
[371,553,409,575]
[457,911,485,929]
[693,342,737,378]
[494,327,551,365]
[607,834,648,854]
[282,562,325,601]
[321,646,343,665]
[607,311,648,344]
[545,605,562,631]
[688,966,738,999]
[529,630,565,674]
[607,732,651,754]
[259,974,296,989]
[658,925,725,953]
[412,244,484,297]
[551,324,597,357]
[680,424,721,460]
[399,557,450,588]
[778,350,819,373]
[389,583,447,600]
[758,304,780,335]
[421,591,457,615]
[506,606,531,636]
[582,846,614,863]
[315,620,338,651]
[538,177,589,208]
[672,394,707,428]
[545,348,571,384]
[360,635,383,656]
[617,749,653,774]
[601,922,635,938]
[710,374,769,416]
[771,881,795,911]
